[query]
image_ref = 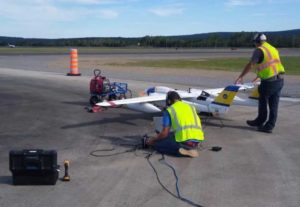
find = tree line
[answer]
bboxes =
[1,29,300,48]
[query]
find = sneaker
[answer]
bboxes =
[246,120,262,127]
[257,126,272,133]
[179,148,199,158]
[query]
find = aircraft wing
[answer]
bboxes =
[198,83,255,97]
[96,83,253,107]
[96,83,256,113]
[96,94,166,107]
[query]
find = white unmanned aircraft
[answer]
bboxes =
[96,84,255,115]
[8,44,16,48]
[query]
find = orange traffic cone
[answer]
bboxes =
[67,48,81,76]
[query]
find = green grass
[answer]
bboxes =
[0,47,131,55]
[1,47,299,75]
[0,47,69,54]
[281,56,300,75]
[0,47,172,55]
[110,56,300,75]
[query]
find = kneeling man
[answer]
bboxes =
[146,91,204,157]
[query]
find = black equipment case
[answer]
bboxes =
[9,149,59,185]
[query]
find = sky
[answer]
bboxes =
[0,0,299,38]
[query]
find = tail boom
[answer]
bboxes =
[212,85,240,106]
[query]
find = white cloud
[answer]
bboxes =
[0,1,71,22]
[67,0,118,4]
[0,0,120,38]
[149,5,184,17]
[61,0,139,5]
[225,0,298,7]
[0,1,119,22]
[252,12,266,16]
[98,9,119,19]
[225,0,261,7]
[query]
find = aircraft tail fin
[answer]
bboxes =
[212,85,240,106]
[248,85,259,100]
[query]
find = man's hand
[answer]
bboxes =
[235,76,243,85]
[235,62,254,85]
[252,76,260,84]
[146,127,170,146]
[146,138,156,146]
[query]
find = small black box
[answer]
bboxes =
[9,149,59,185]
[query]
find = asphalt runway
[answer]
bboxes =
[0,51,300,207]
[0,48,299,96]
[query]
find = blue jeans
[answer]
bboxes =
[153,134,198,156]
[255,77,284,129]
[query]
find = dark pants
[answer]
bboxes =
[255,77,284,129]
[153,134,198,156]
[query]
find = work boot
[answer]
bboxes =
[257,126,273,133]
[246,120,262,127]
[179,148,199,158]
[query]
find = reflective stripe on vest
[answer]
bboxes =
[168,106,202,133]
[256,42,285,79]
[167,101,204,142]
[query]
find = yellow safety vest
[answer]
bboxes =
[256,42,285,80]
[167,101,204,142]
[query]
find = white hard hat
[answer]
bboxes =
[253,33,267,43]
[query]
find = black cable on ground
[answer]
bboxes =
[89,142,206,207]
[89,143,140,157]
[146,153,203,207]
[145,153,178,199]
[89,148,137,157]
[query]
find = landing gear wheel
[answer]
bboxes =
[89,95,100,106]
[124,89,132,99]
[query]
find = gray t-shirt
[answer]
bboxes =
[251,48,264,64]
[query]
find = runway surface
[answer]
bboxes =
[0,50,300,207]
[0,48,299,96]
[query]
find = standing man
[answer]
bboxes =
[146,91,204,157]
[235,33,285,133]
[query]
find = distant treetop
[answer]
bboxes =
[1,29,299,48]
